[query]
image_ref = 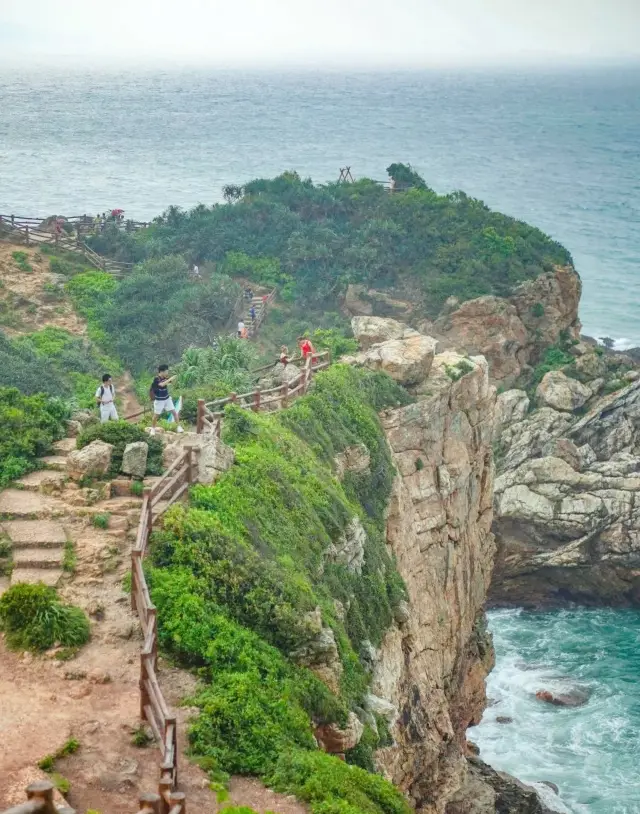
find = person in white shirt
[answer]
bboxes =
[96,374,118,422]
[237,320,245,337]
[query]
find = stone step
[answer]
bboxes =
[53,437,76,454]
[2,520,67,545]
[0,490,65,518]
[40,455,68,471]
[12,548,64,568]
[15,470,67,492]
[10,568,62,587]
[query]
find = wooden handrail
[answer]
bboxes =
[197,351,331,435]
[129,444,199,806]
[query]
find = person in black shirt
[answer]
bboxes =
[149,364,183,435]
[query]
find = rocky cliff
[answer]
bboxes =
[491,378,640,606]
[345,265,582,387]
[350,318,502,812]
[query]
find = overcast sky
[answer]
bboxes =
[1,0,639,67]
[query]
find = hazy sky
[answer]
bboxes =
[1,0,639,67]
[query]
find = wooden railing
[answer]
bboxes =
[196,350,331,434]
[130,444,199,808]
[0,215,135,276]
[2,780,185,814]
[245,288,276,338]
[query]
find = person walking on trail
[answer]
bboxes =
[237,319,245,338]
[149,364,183,435]
[279,345,289,365]
[298,336,315,360]
[192,263,200,278]
[249,304,257,324]
[96,374,118,423]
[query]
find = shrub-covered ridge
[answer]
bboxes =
[149,365,412,812]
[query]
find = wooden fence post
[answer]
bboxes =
[25,225,29,245]
[143,488,153,550]
[139,793,161,814]
[196,399,205,434]
[170,791,186,814]
[148,606,158,669]
[326,348,332,366]
[26,781,56,814]
[253,388,261,412]
[281,382,289,409]
[131,549,140,612]
[11,214,15,226]
[140,653,150,720]
[158,776,172,814]
[230,392,237,404]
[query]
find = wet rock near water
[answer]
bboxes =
[535,688,590,708]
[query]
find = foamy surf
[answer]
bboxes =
[474,608,640,814]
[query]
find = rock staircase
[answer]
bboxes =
[239,289,275,338]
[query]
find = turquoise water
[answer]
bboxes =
[0,66,639,345]
[474,609,640,814]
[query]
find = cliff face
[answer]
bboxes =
[372,351,496,812]
[491,381,640,607]
[345,266,582,388]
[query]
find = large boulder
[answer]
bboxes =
[121,442,148,479]
[67,440,114,480]
[351,316,413,350]
[334,443,370,478]
[315,712,364,754]
[162,432,234,485]
[536,370,591,412]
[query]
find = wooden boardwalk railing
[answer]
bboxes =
[130,443,199,808]
[0,215,135,276]
[196,350,331,435]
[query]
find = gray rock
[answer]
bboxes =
[364,692,397,725]
[494,389,530,439]
[536,370,591,412]
[351,316,412,350]
[327,517,367,574]
[67,440,114,480]
[121,441,148,479]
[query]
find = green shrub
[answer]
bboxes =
[603,379,625,395]
[530,345,575,390]
[38,738,80,771]
[77,421,163,475]
[267,748,411,814]
[444,359,475,382]
[12,250,33,273]
[92,514,110,529]
[530,302,545,318]
[0,387,67,487]
[0,584,90,652]
[132,725,153,747]
[50,774,70,795]
[130,480,144,496]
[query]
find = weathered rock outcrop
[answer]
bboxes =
[67,440,113,480]
[435,266,581,386]
[491,381,640,606]
[372,345,497,812]
[350,317,438,386]
[535,371,591,413]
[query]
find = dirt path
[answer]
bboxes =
[0,443,306,814]
[119,370,144,419]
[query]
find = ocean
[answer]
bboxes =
[1,65,640,807]
[475,609,640,814]
[0,66,639,344]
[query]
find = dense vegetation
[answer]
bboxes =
[0,386,67,486]
[148,365,412,811]
[87,165,572,318]
[0,583,90,652]
[66,256,240,375]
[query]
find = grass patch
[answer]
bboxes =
[0,584,90,652]
[11,250,33,273]
[131,724,153,748]
[38,738,81,772]
[62,540,77,572]
[92,513,110,530]
[130,480,144,497]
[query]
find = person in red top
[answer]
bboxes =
[298,336,315,359]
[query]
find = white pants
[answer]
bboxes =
[153,397,175,416]
[100,402,118,422]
